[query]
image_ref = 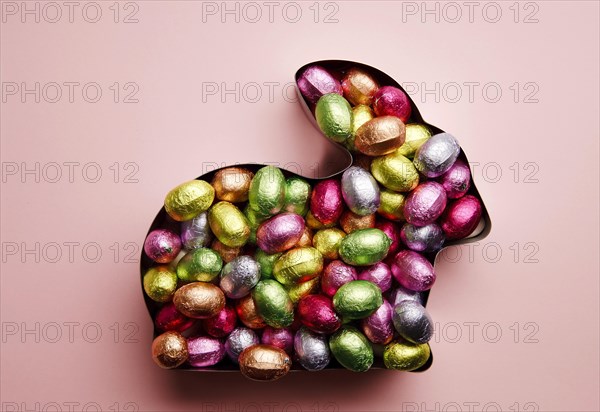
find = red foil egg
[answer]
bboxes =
[297,295,342,334]
[155,302,195,333]
[439,195,482,240]
[373,86,412,122]
[321,260,358,297]
[375,220,401,256]
[202,305,237,338]
[391,250,436,292]
[310,179,344,225]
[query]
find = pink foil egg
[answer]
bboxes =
[144,229,182,263]
[261,327,294,355]
[187,336,226,367]
[155,302,195,333]
[202,305,237,338]
[297,65,342,105]
[437,158,471,199]
[375,220,401,256]
[321,260,358,297]
[391,250,436,292]
[439,195,482,240]
[297,295,342,334]
[358,262,393,293]
[310,179,344,225]
[256,212,305,254]
[373,86,412,122]
[403,182,447,227]
[361,299,394,344]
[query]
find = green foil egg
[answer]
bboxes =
[143,266,178,302]
[249,166,286,217]
[164,180,215,222]
[176,248,223,283]
[329,326,374,372]
[315,93,353,143]
[273,247,324,286]
[333,280,383,320]
[339,228,391,266]
[378,189,406,221]
[208,201,251,248]
[255,249,282,280]
[396,123,432,158]
[252,280,294,328]
[284,177,311,216]
[383,339,431,371]
[371,152,420,193]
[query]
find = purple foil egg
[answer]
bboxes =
[155,302,195,333]
[180,212,212,250]
[256,212,305,254]
[404,182,447,227]
[341,166,380,216]
[261,327,294,355]
[187,336,225,367]
[439,195,482,240]
[321,260,358,297]
[413,133,461,178]
[392,300,433,344]
[202,305,237,338]
[437,158,471,199]
[144,229,182,263]
[400,222,445,252]
[358,262,393,293]
[391,250,436,292]
[225,327,259,363]
[388,285,424,306]
[310,179,344,225]
[373,86,412,122]
[375,220,400,256]
[297,65,342,105]
[361,299,394,344]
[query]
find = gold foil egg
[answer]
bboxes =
[208,201,251,248]
[164,180,215,222]
[273,247,324,286]
[371,152,419,192]
[396,123,432,158]
[313,228,346,260]
[143,266,178,303]
[238,344,292,381]
[383,339,431,371]
[340,210,376,234]
[211,167,254,203]
[355,116,406,156]
[173,282,226,319]
[378,189,407,221]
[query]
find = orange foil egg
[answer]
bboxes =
[173,282,225,319]
[355,116,406,156]
[238,344,292,381]
[341,68,380,106]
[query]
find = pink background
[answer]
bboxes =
[1,1,599,411]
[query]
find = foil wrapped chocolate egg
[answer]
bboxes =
[358,262,393,293]
[255,249,282,280]
[180,212,212,250]
[403,182,447,227]
[375,220,401,256]
[211,167,254,203]
[437,158,471,199]
[383,339,430,371]
[329,326,374,372]
[261,327,294,355]
[294,327,331,371]
[173,282,226,319]
[315,93,353,143]
[341,166,380,216]
[340,210,376,234]
[361,299,394,344]
[333,280,383,320]
[219,255,261,299]
[248,166,286,217]
[413,133,461,178]
[202,305,237,338]
[155,302,195,333]
[284,177,311,216]
[238,344,292,381]
[164,180,215,222]
[257,212,305,254]
[297,294,342,334]
[225,327,259,363]
[252,280,294,328]
[439,195,482,240]
[144,229,182,264]
[187,335,225,367]
[210,239,242,263]
[143,266,178,303]
[392,300,433,344]
[321,260,358,297]
[391,250,436,292]
[377,189,407,221]
[373,86,412,123]
[208,201,251,248]
[400,223,445,252]
[397,123,432,158]
[346,105,375,152]
[273,247,324,286]
[176,247,223,283]
[371,152,419,192]
[313,228,346,260]
[339,228,391,266]
[341,68,379,106]
[355,116,406,156]
[236,295,266,329]
[310,179,344,225]
[287,277,320,304]
[389,285,425,306]
[296,226,314,247]
[151,331,188,369]
[297,65,342,105]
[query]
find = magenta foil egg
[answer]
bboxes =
[297,294,342,334]
[358,262,392,293]
[439,195,482,240]
[373,86,412,122]
[297,65,342,105]
[375,220,400,256]
[155,302,195,333]
[437,158,471,199]
[400,222,445,253]
[144,229,182,263]
[187,336,226,367]
[256,212,305,254]
[403,182,447,227]
[321,260,358,297]
[202,305,237,338]
[261,327,294,355]
[361,299,394,344]
[310,179,344,225]
[391,250,436,292]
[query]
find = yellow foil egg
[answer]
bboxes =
[164,180,215,222]
[371,152,419,192]
[355,116,406,157]
[211,167,254,203]
[208,201,251,248]
[273,247,324,286]
[378,189,407,221]
[313,228,346,260]
[396,123,432,158]
[383,339,431,371]
[287,277,320,304]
